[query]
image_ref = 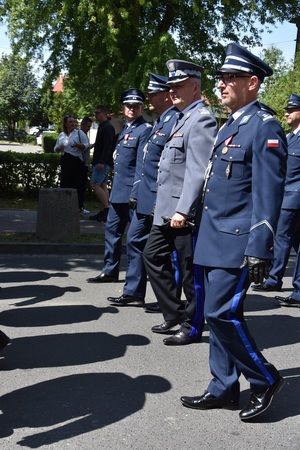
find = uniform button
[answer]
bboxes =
[204,206,208,211]
[235,228,240,234]
[211,172,214,176]
[229,156,233,160]
[206,189,210,193]
[214,155,217,159]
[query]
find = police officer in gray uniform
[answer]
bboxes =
[143,60,218,346]
[181,43,287,421]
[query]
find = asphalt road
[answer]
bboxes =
[0,253,299,449]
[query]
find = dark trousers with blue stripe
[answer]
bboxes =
[202,266,281,400]
[267,208,300,287]
[102,203,133,277]
[143,225,204,336]
[123,211,152,299]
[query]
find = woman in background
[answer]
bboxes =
[54,114,89,211]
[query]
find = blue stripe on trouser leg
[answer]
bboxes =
[171,249,181,286]
[229,267,276,385]
[190,263,205,337]
[186,227,204,337]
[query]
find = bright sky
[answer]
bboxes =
[0,19,298,61]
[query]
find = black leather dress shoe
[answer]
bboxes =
[252,282,281,292]
[144,302,161,313]
[163,331,201,346]
[151,320,180,334]
[107,294,144,307]
[86,273,118,283]
[181,391,239,410]
[239,377,285,420]
[275,296,300,308]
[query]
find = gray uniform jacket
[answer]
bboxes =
[153,100,218,226]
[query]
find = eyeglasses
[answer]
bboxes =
[216,74,252,84]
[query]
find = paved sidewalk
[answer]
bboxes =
[0,142,42,153]
[0,209,106,254]
[0,209,104,234]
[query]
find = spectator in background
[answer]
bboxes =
[89,105,116,223]
[79,116,94,214]
[54,114,89,211]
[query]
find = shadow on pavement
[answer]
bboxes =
[0,271,68,283]
[0,305,118,327]
[0,332,150,370]
[0,372,172,446]
[0,284,81,306]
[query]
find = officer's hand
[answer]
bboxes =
[240,256,270,284]
[170,212,186,228]
[129,198,137,210]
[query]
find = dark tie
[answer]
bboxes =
[226,114,234,126]
[175,112,184,125]
[287,132,295,144]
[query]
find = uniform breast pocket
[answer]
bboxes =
[220,149,246,180]
[152,134,167,147]
[169,136,185,164]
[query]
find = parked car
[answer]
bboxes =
[36,130,56,146]
[29,126,40,135]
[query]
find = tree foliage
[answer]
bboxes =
[1,0,299,112]
[0,53,41,136]
[259,49,300,132]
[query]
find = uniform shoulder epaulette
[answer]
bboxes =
[163,115,173,123]
[199,106,211,115]
[256,110,273,122]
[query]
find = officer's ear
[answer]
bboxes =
[248,76,260,92]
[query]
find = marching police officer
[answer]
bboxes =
[143,60,218,345]
[107,73,179,307]
[87,88,152,283]
[253,94,300,298]
[181,43,287,420]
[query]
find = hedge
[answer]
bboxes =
[43,133,58,153]
[0,151,61,194]
[0,150,115,197]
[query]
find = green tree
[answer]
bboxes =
[0,53,41,137]
[259,50,300,132]
[1,0,298,111]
